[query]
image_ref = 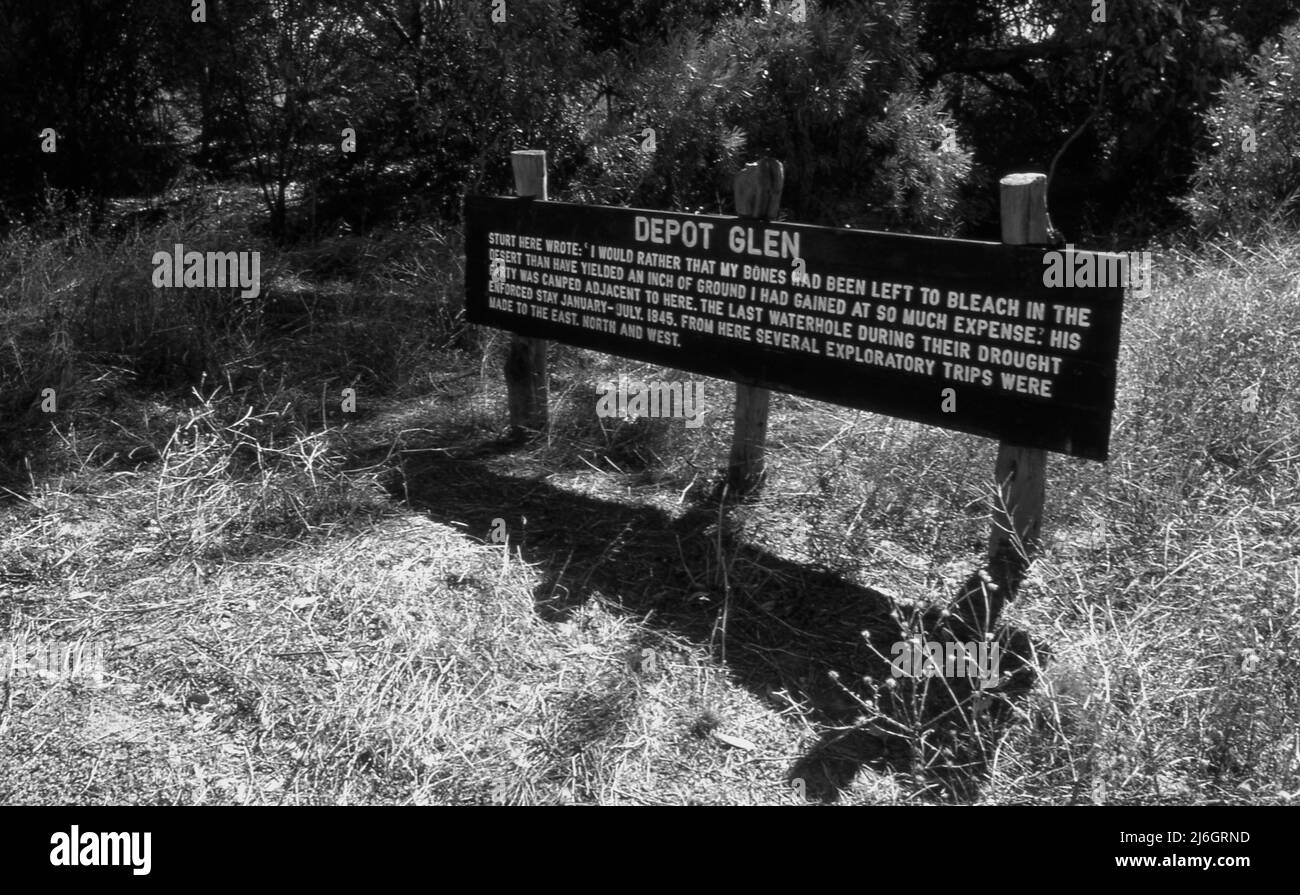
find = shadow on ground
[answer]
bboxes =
[391,437,1042,802]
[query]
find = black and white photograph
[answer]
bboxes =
[0,0,1295,852]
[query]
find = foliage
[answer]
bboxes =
[571,0,747,54]
[919,0,1251,240]
[321,0,590,225]
[568,2,972,233]
[0,0,1297,240]
[186,0,373,239]
[1182,22,1300,237]
[0,0,181,227]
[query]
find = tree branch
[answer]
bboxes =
[939,40,1084,76]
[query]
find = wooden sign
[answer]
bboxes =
[464,195,1124,460]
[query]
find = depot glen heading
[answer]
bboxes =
[634,215,800,260]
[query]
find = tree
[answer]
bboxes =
[568,2,972,234]
[917,0,1259,238]
[180,0,369,239]
[0,0,180,226]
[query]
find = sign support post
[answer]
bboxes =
[726,159,784,496]
[506,149,549,435]
[969,173,1052,632]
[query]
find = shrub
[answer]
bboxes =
[566,2,972,233]
[1183,22,1300,237]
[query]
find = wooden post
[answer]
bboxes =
[726,158,783,496]
[982,173,1051,625]
[506,150,549,434]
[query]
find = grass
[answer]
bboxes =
[0,192,1297,804]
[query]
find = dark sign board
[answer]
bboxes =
[464,195,1124,460]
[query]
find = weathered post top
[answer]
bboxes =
[511,150,548,200]
[734,158,784,220]
[999,172,1051,245]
